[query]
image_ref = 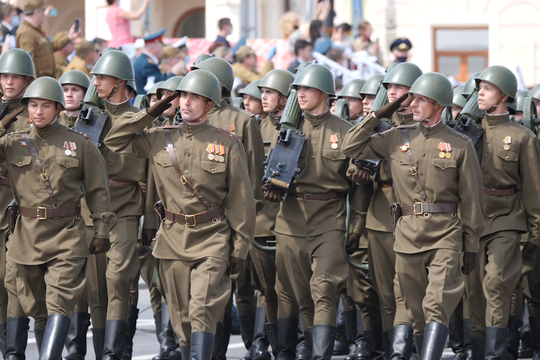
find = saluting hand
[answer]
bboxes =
[462,252,477,276]
[229,256,245,276]
[346,233,361,255]
[89,237,111,254]
[148,92,179,118]
[373,93,409,120]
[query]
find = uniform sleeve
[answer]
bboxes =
[520,135,540,246]
[348,182,374,235]
[458,139,485,253]
[226,141,256,260]
[104,109,157,159]
[82,139,116,239]
[342,112,392,161]
[16,34,37,60]
[242,116,266,212]
[143,164,159,230]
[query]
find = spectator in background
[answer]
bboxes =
[232,45,274,84]
[215,18,233,48]
[390,37,412,63]
[331,23,353,56]
[63,39,98,76]
[105,0,150,48]
[94,37,109,53]
[287,40,313,74]
[211,44,234,63]
[1,4,20,39]
[274,11,298,70]
[52,31,73,79]
[354,21,382,64]
[160,45,187,76]
[309,19,323,43]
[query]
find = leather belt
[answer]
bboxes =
[401,203,458,216]
[288,192,346,201]
[0,176,10,186]
[19,205,81,220]
[164,206,224,227]
[377,181,393,189]
[483,187,515,196]
[109,179,138,187]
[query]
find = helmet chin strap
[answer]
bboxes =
[486,94,506,114]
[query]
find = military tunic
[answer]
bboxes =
[16,20,55,78]
[63,56,91,76]
[342,113,484,332]
[54,53,68,80]
[104,108,255,344]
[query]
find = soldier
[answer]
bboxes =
[451,85,467,120]
[263,64,363,360]
[0,48,38,360]
[337,79,366,124]
[90,49,149,359]
[231,46,274,85]
[465,66,540,359]
[63,40,98,77]
[0,76,113,359]
[239,80,265,119]
[59,70,90,127]
[104,69,255,360]
[360,75,384,117]
[342,72,485,358]
[155,76,184,125]
[146,81,166,127]
[513,90,528,123]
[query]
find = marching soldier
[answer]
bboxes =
[342,73,484,358]
[451,85,467,120]
[360,75,384,117]
[466,66,540,359]
[104,69,255,360]
[59,70,90,127]
[0,76,113,359]
[337,79,366,124]
[155,76,184,125]
[90,49,149,359]
[239,80,266,120]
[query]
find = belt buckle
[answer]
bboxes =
[410,167,418,176]
[37,207,47,220]
[185,215,196,227]
[180,176,188,185]
[413,202,424,215]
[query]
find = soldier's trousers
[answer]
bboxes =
[73,226,108,329]
[367,229,411,331]
[159,257,230,346]
[250,238,278,323]
[396,248,463,333]
[16,257,87,319]
[129,241,162,314]
[466,230,522,337]
[106,216,140,322]
[276,230,348,329]
[235,255,256,317]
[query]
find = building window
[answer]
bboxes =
[174,8,205,38]
[434,28,488,83]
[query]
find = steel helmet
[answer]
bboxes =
[291,64,335,95]
[452,85,467,108]
[59,70,91,90]
[91,50,135,81]
[360,75,385,97]
[176,69,222,105]
[474,65,518,103]
[462,72,482,99]
[409,72,453,107]
[338,79,366,100]
[147,81,165,97]
[23,77,65,109]
[0,48,36,78]
[515,90,529,112]
[239,80,262,100]
[258,70,295,97]
[382,62,423,89]
[157,76,184,99]
[191,57,234,97]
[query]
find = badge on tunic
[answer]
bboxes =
[217,145,225,163]
[227,123,235,133]
[437,142,452,159]
[19,141,27,147]
[330,134,338,149]
[206,144,215,160]
[503,136,512,151]
[400,144,409,152]
[64,141,77,156]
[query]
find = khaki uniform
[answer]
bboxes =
[342,114,484,333]
[54,53,68,80]
[232,60,274,85]
[63,56,91,76]
[466,113,540,337]
[275,110,360,329]
[16,20,55,78]
[0,121,113,320]
[101,100,147,322]
[59,112,78,128]
[104,109,255,345]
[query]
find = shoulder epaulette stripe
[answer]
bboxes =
[8,129,30,135]
[67,128,91,139]
[397,125,416,128]
[216,128,240,142]
[159,126,181,129]
[449,128,471,140]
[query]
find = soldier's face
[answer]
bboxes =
[387,84,411,105]
[410,94,442,122]
[452,105,463,120]
[261,88,282,114]
[94,75,117,99]
[478,81,506,111]
[149,94,158,107]
[297,86,327,113]
[243,95,263,115]
[62,84,85,112]
[1,74,29,100]
[161,89,179,118]
[345,97,363,119]
[180,92,213,122]
[362,95,376,116]
[28,99,61,128]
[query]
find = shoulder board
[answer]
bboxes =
[448,128,470,141]
[396,125,416,129]
[509,121,537,138]
[228,103,253,117]
[216,128,240,142]
[7,128,30,136]
[158,125,181,129]
[67,127,91,139]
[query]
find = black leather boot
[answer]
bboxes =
[121,306,139,359]
[421,322,448,360]
[390,324,414,360]
[345,310,359,360]
[413,334,423,359]
[191,332,215,360]
[297,328,312,360]
[470,337,485,360]
[40,314,71,360]
[365,329,383,359]
[0,322,6,357]
[35,328,45,354]
[518,330,533,358]
[265,323,277,357]
[276,318,297,360]
[157,303,178,359]
[341,310,357,360]
[102,320,129,360]
[239,312,256,360]
[252,308,271,360]
[5,317,29,360]
[382,331,393,360]
[153,311,162,344]
[312,325,336,360]
[92,327,106,360]
[462,320,472,360]
[63,312,91,360]
[485,326,508,360]
[334,309,350,356]
[180,345,190,360]
[212,313,232,360]
[449,319,466,360]
[528,316,540,360]
[352,309,369,360]
[506,318,522,360]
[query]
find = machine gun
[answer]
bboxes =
[452,88,484,146]
[523,96,540,137]
[74,75,109,147]
[334,98,350,122]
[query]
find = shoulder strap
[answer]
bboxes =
[21,133,59,208]
[400,129,428,203]
[164,130,214,209]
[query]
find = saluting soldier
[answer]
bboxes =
[342,73,484,359]
[465,66,540,359]
[155,76,184,126]
[104,69,255,360]
[0,76,113,359]
[360,75,384,117]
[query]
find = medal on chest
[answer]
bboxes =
[227,123,235,134]
[437,142,452,159]
[206,144,225,163]
[330,134,338,149]
[63,141,77,157]
[503,136,512,151]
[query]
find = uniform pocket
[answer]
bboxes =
[56,155,79,169]
[431,158,456,170]
[322,148,347,161]
[10,156,32,167]
[155,152,172,168]
[201,161,226,174]
[496,148,518,162]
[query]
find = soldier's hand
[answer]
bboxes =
[262,185,285,202]
[373,93,409,119]
[346,233,361,254]
[142,229,157,247]
[138,181,147,194]
[351,168,372,185]
[229,256,245,276]
[148,92,179,118]
[1,107,24,130]
[89,237,111,254]
[522,242,538,256]
[462,252,477,276]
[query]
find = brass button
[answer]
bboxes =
[211,169,215,173]
[163,161,167,165]
[66,163,70,167]
[18,161,21,165]
[484,154,488,157]
[312,155,315,159]
[313,141,317,145]
[41,154,45,158]
[505,156,509,159]
[185,170,189,174]
[442,165,446,169]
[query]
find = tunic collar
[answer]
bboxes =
[419,119,445,136]
[182,119,210,135]
[30,119,60,138]
[208,99,227,115]
[304,109,331,127]
[2,97,25,111]
[104,98,132,115]
[483,112,510,126]
[392,111,415,126]
[269,114,281,127]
